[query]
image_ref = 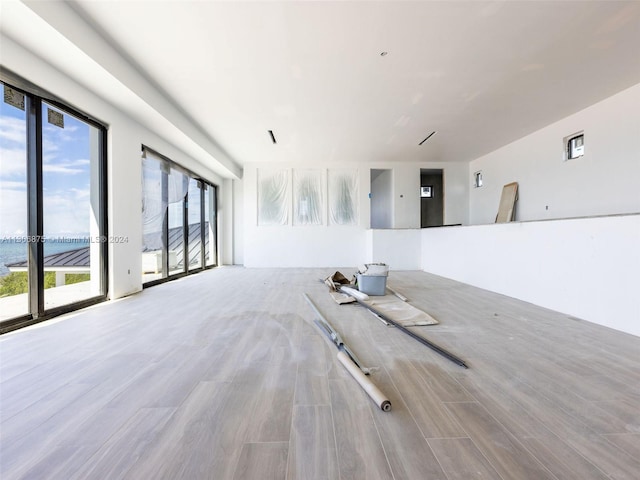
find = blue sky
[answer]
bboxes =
[1,94,93,237]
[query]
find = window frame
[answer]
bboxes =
[0,74,108,334]
[567,134,585,160]
[141,145,218,289]
[473,171,483,188]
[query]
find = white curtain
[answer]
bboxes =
[293,169,324,226]
[142,150,189,250]
[168,167,189,205]
[329,169,358,225]
[258,169,289,226]
[141,154,165,251]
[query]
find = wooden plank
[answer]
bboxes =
[294,333,331,406]
[245,356,297,442]
[388,359,465,438]
[294,370,331,406]
[602,433,640,459]
[329,378,394,480]
[6,445,96,480]
[367,367,448,480]
[125,379,255,479]
[427,438,503,480]
[445,402,556,480]
[69,407,175,479]
[287,405,340,480]
[411,361,473,403]
[231,442,289,480]
[495,181,518,223]
[493,378,640,480]
[521,435,609,480]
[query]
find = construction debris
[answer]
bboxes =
[340,288,468,369]
[303,293,392,412]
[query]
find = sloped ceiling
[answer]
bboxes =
[4,1,640,177]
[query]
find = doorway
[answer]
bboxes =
[370,169,392,229]
[420,169,444,227]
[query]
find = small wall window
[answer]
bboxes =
[564,131,585,160]
[474,171,483,188]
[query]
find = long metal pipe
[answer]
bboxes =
[303,293,392,412]
[341,288,468,369]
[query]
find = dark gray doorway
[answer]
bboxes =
[420,169,443,227]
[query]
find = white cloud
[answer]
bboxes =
[42,190,90,235]
[0,186,27,236]
[43,138,60,157]
[0,147,27,178]
[42,158,90,175]
[0,115,26,144]
[0,180,26,190]
[43,164,84,174]
[71,187,90,198]
[44,122,81,144]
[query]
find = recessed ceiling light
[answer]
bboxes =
[380,52,388,56]
[419,131,436,145]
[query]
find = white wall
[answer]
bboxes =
[443,163,470,225]
[232,178,244,265]
[241,161,468,267]
[421,214,640,337]
[242,163,370,267]
[220,178,234,265]
[365,229,422,270]
[2,35,227,299]
[393,165,421,228]
[469,83,640,225]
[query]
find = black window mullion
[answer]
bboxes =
[26,96,44,317]
[182,189,188,273]
[200,183,205,269]
[212,185,218,266]
[161,164,169,278]
[99,126,108,297]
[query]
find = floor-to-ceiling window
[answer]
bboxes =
[167,166,187,277]
[0,83,28,321]
[0,79,107,332]
[188,178,202,271]
[141,146,217,287]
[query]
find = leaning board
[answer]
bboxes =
[496,182,518,223]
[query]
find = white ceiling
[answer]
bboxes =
[4,1,640,177]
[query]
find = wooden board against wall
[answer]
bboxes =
[496,182,518,223]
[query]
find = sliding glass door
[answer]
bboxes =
[188,178,202,271]
[168,166,187,277]
[0,84,28,321]
[41,102,104,310]
[141,147,217,286]
[0,80,107,332]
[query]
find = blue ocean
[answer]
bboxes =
[0,239,89,276]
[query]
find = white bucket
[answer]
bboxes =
[364,263,389,276]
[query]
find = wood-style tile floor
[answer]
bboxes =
[1,267,639,479]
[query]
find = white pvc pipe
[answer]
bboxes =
[340,286,369,301]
